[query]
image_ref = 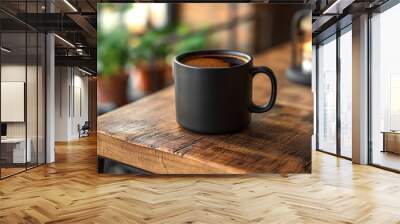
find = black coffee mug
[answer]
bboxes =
[174,50,277,134]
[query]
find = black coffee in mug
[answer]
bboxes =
[182,54,247,68]
[174,50,277,134]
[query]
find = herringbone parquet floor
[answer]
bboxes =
[1,135,400,224]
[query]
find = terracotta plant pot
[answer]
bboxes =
[98,72,129,107]
[132,61,172,95]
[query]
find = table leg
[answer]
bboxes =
[97,156,105,174]
[382,133,386,153]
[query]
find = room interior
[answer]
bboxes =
[313,0,400,172]
[0,0,399,222]
[0,26,46,178]
[370,5,400,170]
[0,0,97,179]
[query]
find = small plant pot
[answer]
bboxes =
[98,72,129,107]
[132,61,172,95]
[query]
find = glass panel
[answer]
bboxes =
[0,1,46,178]
[371,4,400,171]
[26,0,39,169]
[38,32,45,165]
[27,30,38,169]
[312,44,317,151]
[1,30,27,177]
[339,29,352,158]
[317,37,337,154]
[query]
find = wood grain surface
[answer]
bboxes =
[2,136,400,223]
[98,44,313,174]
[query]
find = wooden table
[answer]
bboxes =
[98,44,313,174]
[1,138,32,165]
[381,131,400,154]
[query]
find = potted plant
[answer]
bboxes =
[129,26,173,94]
[98,27,130,107]
[129,24,207,95]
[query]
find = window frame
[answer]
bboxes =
[314,19,352,160]
[314,0,400,173]
[367,0,400,173]
[0,1,48,180]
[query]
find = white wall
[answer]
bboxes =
[1,65,33,138]
[1,64,46,164]
[1,66,26,136]
[54,67,89,141]
[55,67,69,141]
[1,82,25,122]
[71,73,89,138]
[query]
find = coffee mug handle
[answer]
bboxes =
[249,66,277,113]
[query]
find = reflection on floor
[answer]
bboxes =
[373,150,400,171]
[0,135,400,223]
[340,147,352,159]
[0,167,25,178]
[0,163,42,178]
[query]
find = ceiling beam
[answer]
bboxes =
[67,13,97,45]
[322,0,355,14]
[55,55,96,72]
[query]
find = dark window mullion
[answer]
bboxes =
[316,44,319,151]
[36,0,39,167]
[0,21,2,179]
[336,27,341,157]
[367,12,372,165]
[25,0,28,171]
